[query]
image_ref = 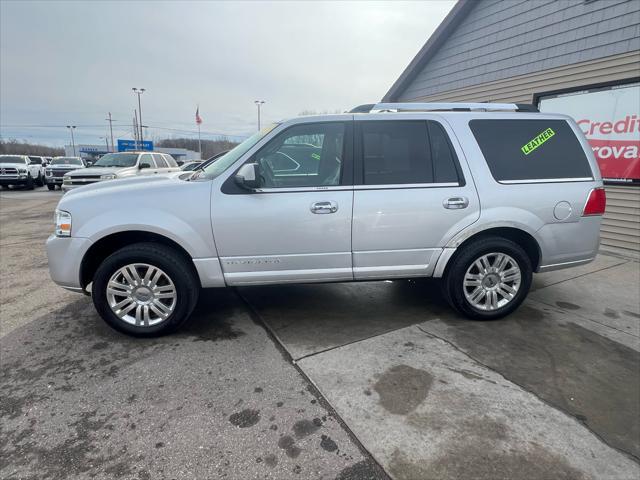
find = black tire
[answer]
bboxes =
[442,236,532,320]
[25,174,34,190]
[47,184,56,191]
[92,242,200,336]
[36,173,44,187]
[0,185,8,190]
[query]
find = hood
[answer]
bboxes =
[65,166,134,177]
[0,162,28,170]
[63,173,180,197]
[48,164,85,170]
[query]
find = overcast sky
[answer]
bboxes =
[0,0,454,147]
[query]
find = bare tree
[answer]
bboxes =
[156,137,238,159]
[0,139,64,156]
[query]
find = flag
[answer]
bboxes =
[195,106,203,125]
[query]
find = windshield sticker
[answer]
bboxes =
[521,128,555,155]
[311,153,321,160]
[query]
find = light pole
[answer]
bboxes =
[132,88,146,149]
[106,112,115,152]
[254,100,265,131]
[66,125,76,156]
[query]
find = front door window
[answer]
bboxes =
[253,122,345,188]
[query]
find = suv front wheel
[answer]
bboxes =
[443,237,532,320]
[92,243,199,336]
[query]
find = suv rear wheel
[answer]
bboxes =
[443,237,532,320]
[92,243,199,336]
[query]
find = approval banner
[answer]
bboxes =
[539,84,640,183]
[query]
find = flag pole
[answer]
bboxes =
[198,123,202,159]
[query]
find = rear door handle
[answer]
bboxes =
[311,201,338,214]
[443,197,469,209]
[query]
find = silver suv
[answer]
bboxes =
[45,156,86,190]
[62,151,180,191]
[46,103,605,336]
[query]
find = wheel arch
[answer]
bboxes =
[80,230,200,289]
[438,226,542,278]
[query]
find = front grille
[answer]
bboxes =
[65,175,102,185]
[0,167,18,175]
[51,169,68,178]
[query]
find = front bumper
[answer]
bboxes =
[46,176,63,185]
[62,178,104,191]
[46,235,92,290]
[0,175,29,185]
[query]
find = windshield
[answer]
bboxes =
[0,155,26,164]
[51,157,83,166]
[200,125,277,180]
[92,153,138,167]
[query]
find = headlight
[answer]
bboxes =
[45,169,52,176]
[54,209,72,237]
[100,174,116,180]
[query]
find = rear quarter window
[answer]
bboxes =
[469,119,593,182]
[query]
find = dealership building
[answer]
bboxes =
[64,142,201,163]
[384,0,640,252]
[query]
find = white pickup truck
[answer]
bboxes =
[0,155,46,189]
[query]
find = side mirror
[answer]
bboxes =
[235,163,260,189]
[86,161,92,167]
[139,163,150,169]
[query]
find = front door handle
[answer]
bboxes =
[443,197,469,209]
[311,201,338,214]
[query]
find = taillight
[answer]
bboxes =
[582,187,606,216]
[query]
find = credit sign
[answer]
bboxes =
[539,84,639,182]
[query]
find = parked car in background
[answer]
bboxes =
[201,150,229,167]
[180,161,202,171]
[0,155,45,189]
[62,151,180,191]
[47,103,605,336]
[45,156,86,190]
[180,151,230,176]
[27,156,46,186]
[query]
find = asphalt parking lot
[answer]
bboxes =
[1,187,639,480]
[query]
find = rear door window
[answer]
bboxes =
[359,120,461,185]
[153,154,168,168]
[163,154,178,167]
[469,119,593,182]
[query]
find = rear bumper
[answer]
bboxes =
[538,256,596,272]
[46,235,92,290]
[536,216,602,271]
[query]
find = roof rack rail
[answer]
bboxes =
[361,102,538,113]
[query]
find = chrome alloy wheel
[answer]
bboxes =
[463,253,521,311]
[106,263,177,326]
